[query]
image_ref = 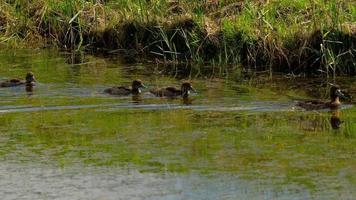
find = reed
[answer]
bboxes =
[0,0,354,76]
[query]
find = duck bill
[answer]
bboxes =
[27,77,36,83]
[140,84,147,88]
[190,86,197,93]
[335,89,347,99]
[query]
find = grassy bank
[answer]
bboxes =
[0,0,355,75]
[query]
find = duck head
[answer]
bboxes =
[25,72,36,84]
[132,79,146,93]
[181,82,196,97]
[330,85,348,103]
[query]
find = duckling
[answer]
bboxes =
[296,85,349,110]
[0,72,36,88]
[150,82,196,98]
[104,80,146,95]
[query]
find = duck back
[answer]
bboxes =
[150,87,182,97]
[296,100,330,110]
[0,79,24,87]
[104,86,132,95]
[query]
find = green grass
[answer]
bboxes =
[0,0,355,75]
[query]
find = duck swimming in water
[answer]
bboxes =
[296,85,350,110]
[0,72,36,88]
[104,80,146,95]
[150,82,196,98]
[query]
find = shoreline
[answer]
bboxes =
[0,0,355,75]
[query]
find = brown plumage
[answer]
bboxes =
[296,85,350,110]
[0,72,36,87]
[150,82,196,98]
[104,80,146,95]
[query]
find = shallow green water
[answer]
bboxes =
[0,49,355,199]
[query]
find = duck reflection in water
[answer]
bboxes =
[25,84,34,96]
[131,94,143,104]
[330,108,343,129]
[182,96,193,105]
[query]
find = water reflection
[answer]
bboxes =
[330,108,343,129]
[132,94,143,104]
[182,97,193,105]
[65,52,87,65]
[25,85,33,96]
[0,49,355,199]
[64,52,87,83]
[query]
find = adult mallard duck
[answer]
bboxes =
[0,72,36,87]
[296,85,350,110]
[104,80,146,95]
[150,82,196,98]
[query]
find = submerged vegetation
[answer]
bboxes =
[0,0,355,75]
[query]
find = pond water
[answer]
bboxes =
[0,49,355,200]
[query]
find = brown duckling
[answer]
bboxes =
[0,72,36,88]
[104,80,146,95]
[296,85,349,110]
[150,82,196,98]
